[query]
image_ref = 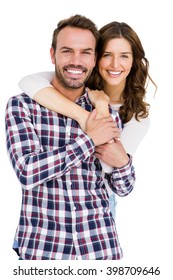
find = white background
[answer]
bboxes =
[0,0,172,279]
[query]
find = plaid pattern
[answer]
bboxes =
[5,91,135,260]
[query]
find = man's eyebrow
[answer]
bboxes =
[60,47,94,52]
[83,48,94,52]
[60,46,72,50]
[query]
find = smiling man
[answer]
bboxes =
[5,14,135,260]
[51,26,96,93]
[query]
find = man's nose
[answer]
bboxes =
[69,52,82,65]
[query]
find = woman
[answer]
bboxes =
[18,21,157,218]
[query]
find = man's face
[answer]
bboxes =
[50,27,96,90]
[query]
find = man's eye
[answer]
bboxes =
[83,51,91,55]
[62,50,71,53]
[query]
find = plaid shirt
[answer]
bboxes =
[5,91,135,260]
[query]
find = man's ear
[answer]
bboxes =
[50,47,55,64]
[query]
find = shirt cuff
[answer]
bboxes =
[112,154,133,177]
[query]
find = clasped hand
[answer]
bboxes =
[85,109,121,146]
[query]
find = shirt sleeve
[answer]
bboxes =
[18,71,54,98]
[120,116,150,156]
[5,96,95,190]
[105,155,135,197]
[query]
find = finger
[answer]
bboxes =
[108,139,114,144]
[114,137,121,141]
[87,109,97,121]
[86,87,90,92]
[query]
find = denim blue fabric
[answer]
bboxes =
[109,193,117,220]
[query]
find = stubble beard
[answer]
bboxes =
[55,65,93,90]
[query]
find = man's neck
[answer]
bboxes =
[51,79,85,102]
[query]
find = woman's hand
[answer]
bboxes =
[87,88,110,117]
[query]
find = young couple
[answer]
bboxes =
[5,14,156,260]
[19,18,156,217]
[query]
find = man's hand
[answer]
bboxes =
[95,140,129,168]
[85,109,121,146]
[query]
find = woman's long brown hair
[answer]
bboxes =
[86,21,157,123]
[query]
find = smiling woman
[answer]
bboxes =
[98,37,133,102]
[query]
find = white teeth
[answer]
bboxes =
[108,71,121,75]
[67,69,83,74]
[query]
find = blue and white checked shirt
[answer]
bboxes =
[5,90,135,260]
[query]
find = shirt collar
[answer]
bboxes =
[75,88,90,105]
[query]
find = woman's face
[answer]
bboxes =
[98,37,133,88]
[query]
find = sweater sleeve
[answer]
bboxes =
[18,71,54,98]
[121,116,150,156]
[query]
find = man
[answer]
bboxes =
[5,14,135,260]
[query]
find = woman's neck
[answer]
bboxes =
[103,82,125,104]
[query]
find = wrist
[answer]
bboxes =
[95,100,110,117]
[113,154,130,168]
[76,110,90,131]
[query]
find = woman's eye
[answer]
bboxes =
[103,53,111,57]
[121,55,129,58]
